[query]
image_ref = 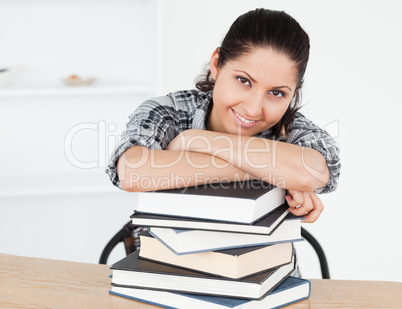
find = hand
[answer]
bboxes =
[285,190,324,223]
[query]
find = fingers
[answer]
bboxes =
[286,191,324,223]
[302,192,324,223]
[287,191,313,217]
[285,190,304,208]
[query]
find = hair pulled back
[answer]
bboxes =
[196,8,310,138]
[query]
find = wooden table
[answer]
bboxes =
[0,253,401,308]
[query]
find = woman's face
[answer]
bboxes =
[207,47,298,136]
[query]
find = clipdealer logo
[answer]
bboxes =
[64,121,119,169]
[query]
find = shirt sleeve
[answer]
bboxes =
[105,96,180,189]
[286,113,341,194]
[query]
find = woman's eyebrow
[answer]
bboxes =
[274,85,293,92]
[234,70,293,92]
[234,70,257,83]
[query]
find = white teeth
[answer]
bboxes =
[234,110,256,124]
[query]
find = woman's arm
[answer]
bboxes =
[168,129,330,192]
[117,145,255,192]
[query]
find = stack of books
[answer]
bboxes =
[109,179,311,308]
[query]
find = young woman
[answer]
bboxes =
[106,9,340,224]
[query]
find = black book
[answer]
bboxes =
[110,250,295,300]
[135,180,285,224]
[131,204,289,235]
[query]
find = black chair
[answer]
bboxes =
[99,222,330,279]
[99,221,139,264]
[300,227,330,279]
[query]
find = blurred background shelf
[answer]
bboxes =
[0,84,158,98]
[0,171,118,198]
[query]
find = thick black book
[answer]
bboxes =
[135,179,286,224]
[131,204,289,235]
[110,250,294,300]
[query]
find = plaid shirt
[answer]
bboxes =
[106,89,340,193]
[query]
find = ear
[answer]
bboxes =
[209,48,220,80]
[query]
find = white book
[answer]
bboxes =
[149,217,302,255]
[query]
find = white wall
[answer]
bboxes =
[0,0,160,267]
[160,0,402,282]
[1,0,401,283]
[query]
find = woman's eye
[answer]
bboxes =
[236,76,251,87]
[269,90,285,97]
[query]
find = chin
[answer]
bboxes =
[227,126,256,136]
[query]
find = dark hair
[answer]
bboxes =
[196,8,310,138]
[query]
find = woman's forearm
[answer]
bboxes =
[117,145,254,192]
[169,130,330,191]
[221,135,329,191]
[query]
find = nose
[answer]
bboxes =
[243,91,264,118]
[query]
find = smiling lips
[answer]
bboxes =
[231,108,259,128]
